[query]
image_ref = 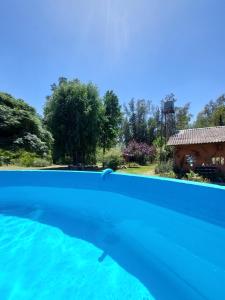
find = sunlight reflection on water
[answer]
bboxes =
[0,214,153,300]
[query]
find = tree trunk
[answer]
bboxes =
[102,146,106,168]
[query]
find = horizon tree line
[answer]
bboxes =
[0,76,225,165]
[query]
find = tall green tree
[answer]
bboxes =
[122,117,131,145]
[195,95,225,127]
[99,90,121,154]
[123,99,151,145]
[0,92,53,155]
[175,102,192,130]
[44,78,101,164]
[212,105,225,126]
[147,106,161,144]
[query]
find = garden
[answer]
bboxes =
[0,77,225,183]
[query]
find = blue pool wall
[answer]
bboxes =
[1,170,225,300]
[0,170,224,228]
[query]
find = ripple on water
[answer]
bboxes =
[0,214,154,300]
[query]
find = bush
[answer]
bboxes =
[153,137,173,162]
[123,140,156,165]
[173,166,187,179]
[155,160,173,174]
[214,169,225,183]
[159,171,176,179]
[0,92,53,156]
[18,152,51,167]
[0,150,14,165]
[17,152,37,167]
[186,170,210,183]
[32,158,51,167]
[96,148,104,165]
[13,133,50,156]
[0,148,51,167]
[103,148,124,170]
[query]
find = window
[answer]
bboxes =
[185,154,196,167]
[212,157,224,165]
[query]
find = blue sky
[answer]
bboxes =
[0,0,225,118]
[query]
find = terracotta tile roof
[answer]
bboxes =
[167,126,225,146]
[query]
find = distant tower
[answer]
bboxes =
[162,96,176,141]
[159,95,176,162]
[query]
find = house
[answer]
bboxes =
[167,126,225,175]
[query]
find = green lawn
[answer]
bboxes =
[0,163,157,176]
[117,164,157,176]
[0,165,66,170]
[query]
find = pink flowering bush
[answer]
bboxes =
[123,140,156,165]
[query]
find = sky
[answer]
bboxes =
[0,0,225,118]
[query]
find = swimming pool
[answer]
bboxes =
[0,170,225,300]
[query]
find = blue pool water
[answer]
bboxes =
[0,214,152,300]
[0,171,225,300]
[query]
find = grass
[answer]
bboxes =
[0,163,157,176]
[0,165,66,170]
[117,164,156,176]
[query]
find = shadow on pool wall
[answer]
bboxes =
[0,170,225,300]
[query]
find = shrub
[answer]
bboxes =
[186,170,210,183]
[155,160,173,174]
[96,148,104,165]
[0,92,53,157]
[0,150,14,165]
[17,152,37,167]
[153,137,173,162]
[173,166,187,179]
[103,148,124,170]
[18,152,52,167]
[123,140,156,165]
[32,158,51,167]
[159,171,176,179]
[214,169,225,183]
[0,149,51,167]
[13,133,50,156]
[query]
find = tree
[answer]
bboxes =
[136,99,150,142]
[122,117,132,146]
[124,98,137,143]
[212,105,225,126]
[122,95,193,149]
[99,90,121,154]
[44,78,101,164]
[0,92,53,155]
[195,95,225,127]
[123,99,151,145]
[147,106,161,144]
[175,102,192,130]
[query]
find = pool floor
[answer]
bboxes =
[0,214,153,300]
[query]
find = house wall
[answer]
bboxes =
[174,142,225,172]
